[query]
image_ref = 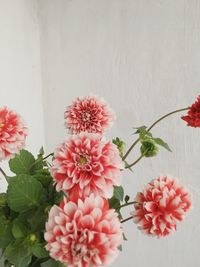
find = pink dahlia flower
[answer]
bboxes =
[45,194,123,267]
[132,176,192,237]
[0,107,27,161]
[51,133,124,199]
[64,95,116,134]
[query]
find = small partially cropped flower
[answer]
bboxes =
[0,107,27,161]
[132,176,191,237]
[45,194,123,267]
[51,133,124,199]
[181,95,200,127]
[64,95,116,134]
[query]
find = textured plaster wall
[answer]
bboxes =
[38,1,200,267]
[0,0,45,191]
[1,1,200,266]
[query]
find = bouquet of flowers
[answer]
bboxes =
[0,95,199,267]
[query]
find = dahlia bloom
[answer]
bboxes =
[132,176,191,237]
[0,107,27,161]
[45,194,123,267]
[51,133,124,199]
[64,95,116,134]
[181,95,200,127]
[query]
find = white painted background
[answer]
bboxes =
[0,0,44,191]
[1,0,200,266]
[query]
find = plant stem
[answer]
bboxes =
[121,216,133,224]
[120,201,137,209]
[123,107,189,160]
[0,167,8,183]
[43,153,54,161]
[125,154,144,169]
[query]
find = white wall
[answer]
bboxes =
[0,0,45,191]
[38,1,200,267]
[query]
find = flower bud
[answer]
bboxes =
[140,139,159,157]
[29,233,37,242]
[112,137,126,157]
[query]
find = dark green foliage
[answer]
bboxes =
[0,149,63,266]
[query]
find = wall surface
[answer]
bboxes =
[0,0,45,191]
[38,1,200,267]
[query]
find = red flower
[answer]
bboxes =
[64,95,116,134]
[0,107,27,161]
[51,133,124,200]
[181,95,200,127]
[132,176,192,237]
[45,194,123,267]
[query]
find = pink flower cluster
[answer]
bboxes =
[132,176,192,237]
[46,96,123,266]
[0,107,27,161]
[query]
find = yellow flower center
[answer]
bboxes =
[79,156,87,166]
[0,123,4,131]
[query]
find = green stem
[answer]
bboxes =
[120,201,137,209]
[123,107,189,160]
[0,167,8,183]
[125,154,144,169]
[121,216,133,224]
[43,153,54,161]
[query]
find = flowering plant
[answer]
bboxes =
[0,95,199,267]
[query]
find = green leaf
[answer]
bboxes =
[33,169,52,187]
[7,174,43,212]
[39,146,45,156]
[27,207,48,232]
[134,125,147,134]
[113,186,124,201]
[31,242,49,258]
[5,240,30,266]
[0,219,13,248]
[9,150,35,175]
[0,193,7,207]
[12,218,28,239]
[153,138,172,152]
[5,240,31,267]
[41,259,65,267]
[18,254,32,267]
[0,250,12,267]
[109,197,121,209]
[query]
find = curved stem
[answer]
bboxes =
[120,201,137,209]
[121,216,133,224]
[0,167,8,183]
[123,107,189,160]
[125,154,144,169]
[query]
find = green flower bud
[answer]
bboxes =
[112,137,126,157]
[140,139,159,157]
[28,233,37,242]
